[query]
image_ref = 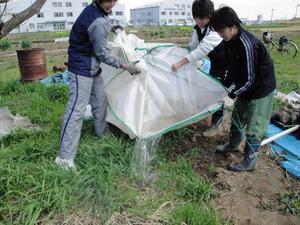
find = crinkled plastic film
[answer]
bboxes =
[101,30,227,140]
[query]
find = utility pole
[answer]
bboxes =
[296,4,300,18]
[271,9,275,22]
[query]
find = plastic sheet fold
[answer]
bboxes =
[101,30,227,139]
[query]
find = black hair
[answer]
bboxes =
[95,0,118,3]
[210,6,242,31]
[192,0,214,19]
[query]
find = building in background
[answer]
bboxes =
[240,18,250,25]
[4,0,126,33]
[256,14,263,24]
[130,0,193,26]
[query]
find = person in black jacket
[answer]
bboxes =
[171,0,228,138]
[210,6,276,172]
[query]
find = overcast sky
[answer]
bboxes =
[5,0,299,22]
[118,0,300,21]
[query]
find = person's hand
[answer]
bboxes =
[171,58,189,72]
[171,62,183,72]
[122,61,141,75]
[111,25,124,34]
[221,96,235,108]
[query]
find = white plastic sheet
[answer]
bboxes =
[102,30,227,139]
[276,91,300,110]
[0,108,39,138]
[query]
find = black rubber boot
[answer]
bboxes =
[216,131,243,153]
[229,143,260,172]
[211,109,224,127]
[203,110,224,137]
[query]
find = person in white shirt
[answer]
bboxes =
[171,0,228,137]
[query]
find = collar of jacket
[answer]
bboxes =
[225,27,243,47]
[193,24,209,32]
[193,24,209,42]
[93,1,111,16]
[234,27,243,40]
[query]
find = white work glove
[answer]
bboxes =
[123,61,142,75]
[221,95,235,108]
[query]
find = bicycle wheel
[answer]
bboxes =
[281,41,298,58]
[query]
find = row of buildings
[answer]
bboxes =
[2,0,278,33]
[3,0,126,33]
[3,0,273,33]
[3,0,196,33]
[130,0,194,26]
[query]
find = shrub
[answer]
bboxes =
[0,39,12,51]
[21,40,32,49]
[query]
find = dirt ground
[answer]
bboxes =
[165,113,300,225]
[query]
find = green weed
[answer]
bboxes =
[278,192,300,216]
[168,202,221,225]
[158,158,213,202]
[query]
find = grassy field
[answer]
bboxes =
[249,29,300,93]
[0,24,299,224]
[0,82,223,224]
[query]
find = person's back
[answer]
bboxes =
[223,28,276,100]
[68,2,121,77]
[68,3,104,77]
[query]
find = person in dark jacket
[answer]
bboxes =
[171,0,228,138]
[55,0,141,169]
[210,6,276,172]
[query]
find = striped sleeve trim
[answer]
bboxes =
[234,33,255,96]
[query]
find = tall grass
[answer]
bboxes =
[0,81,224,224]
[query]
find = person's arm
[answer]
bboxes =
[188,29,200,51]
[171,57,189,72]
[171,30,222,72]
[88,17,122,69]
[185,30,222,63]
[228,36,256,99]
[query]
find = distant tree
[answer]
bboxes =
[0,0,46,39]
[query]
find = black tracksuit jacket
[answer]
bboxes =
[223,28,276,100]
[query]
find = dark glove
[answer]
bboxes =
[111,25,124,34]
[124,60,141,75]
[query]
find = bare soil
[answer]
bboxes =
[164,113,300,225]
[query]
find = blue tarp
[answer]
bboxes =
[266,123,300,179]
[201,58,211,74]
[40,70,69,86]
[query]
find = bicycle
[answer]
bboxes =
[262,31,298,58]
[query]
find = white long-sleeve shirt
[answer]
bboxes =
[186,27,223,63]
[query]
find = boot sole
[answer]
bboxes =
[228,164,256,172]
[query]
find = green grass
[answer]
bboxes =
[169,203,221,225]
[0,51,68,82]
[6,31,70,43]
[0,81,223,224]
[262,32,300,93]
[244,23,292,29]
